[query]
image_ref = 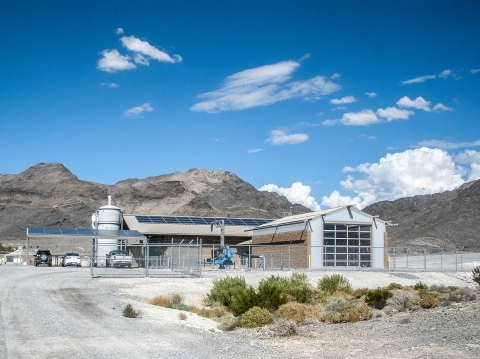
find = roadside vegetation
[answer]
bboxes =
[147,268,480,333]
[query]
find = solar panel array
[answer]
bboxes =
[135,216,272,227]
[27,228,146,238]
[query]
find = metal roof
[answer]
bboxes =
[250,206,385,230]
[123,215,272,237]
[27,228,146,240]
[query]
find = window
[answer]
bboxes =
[323,224,371,267]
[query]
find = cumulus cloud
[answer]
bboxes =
[97,49,136,72]
[433,103,454,112]
[100,82,120,88]
[115,28,124,35]
[123,102,153,118]
[341,109,379,126]
[455,150,480,165]
[366,92,377,98]
[376,107,414,121]
[397,96,432,111]
[321,148,465,209]
[402,74,436,84]
[266,129,308,145]
[330,96,356,105]
[468,163,480,181]
[190,61,341,112]
[259,182,321,211]
[417,139,480,149]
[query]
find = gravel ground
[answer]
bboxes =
[1,265,479,358]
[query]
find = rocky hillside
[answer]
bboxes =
[0,163,310,247]
[363,179,480,248]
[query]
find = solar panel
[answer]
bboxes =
[134,215,273,227]
[27,228,146,239]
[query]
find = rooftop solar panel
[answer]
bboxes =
[134,216,273,227]
[27,228,146,239]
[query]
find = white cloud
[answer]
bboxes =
[120,36,182,64]
[321,148,465,209]
[321,119,339,126]
[190,61,341,112]
[471,69,480,74]
[439,69,454,78]
[330,96,356,105]
[331,73,341,79]
[468,163,480,181]
[100,82,120,88]
[366,92,377,98]
[247,148,263,153]
[340,109,379,126]
[115,28,124,35]
[123,102,153,118]
[376,107,414,121]
[455,150,480,164]
[402,74,436,84]
[433,103,454,112]
[397,96,432,111]
[322,190,363,209]
[266,129,308,145]
[97,49,136,72]
[418,139,480,149]
[259,182,320,211]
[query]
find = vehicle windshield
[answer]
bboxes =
[65,253,79,256]
[112,251,127,255]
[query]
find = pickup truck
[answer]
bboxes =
[105,250,133,268]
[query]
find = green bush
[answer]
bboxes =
[276,302,322,325]
[205,276,247,308]
[472,266,480,287]
[256,276,290,311]
[413,282,428,291]
[286,272,315,304]
[387,283,403,290]
[365,288,393,309]
[230,286,260,316]
[353,288,370,299]
[318,274,352,295]
[240,306,273,328]
[412,293,440,309]
[123,303,140,318]
[322,299,372,324]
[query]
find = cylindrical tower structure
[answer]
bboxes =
[92,195,122,266]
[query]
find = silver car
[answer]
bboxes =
[61,252,82,267]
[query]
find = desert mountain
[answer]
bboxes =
[0,163,310,247]
[363,179,480,248]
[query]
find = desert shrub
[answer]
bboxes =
[318,274,352,295]
[365,288,393,309]
[414,282,428,291]
[447,286,459,292]
[286,272,316,303]
[276,302,322,325]
[449,287,476,302]
[323,299,372,324]
[387,283,403,290]
[178,312,187,320]
[148,295,172,308]
[123,303,140,318]
[240,306,273,328]
[172,303,190,311]
[170,293,184,305]
[256,276,290,311]
[472,266,480,287]
[205,276,247,308]
[429,284,448,293]
[416,293,440,309]
[217,315,240,331]
[353,288,370,299]
[386,290,418,312]
[230,286,260,316]
[255,319,297,338]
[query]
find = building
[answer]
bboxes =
[249,206,388,269]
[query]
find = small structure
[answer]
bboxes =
[249,206,388,269]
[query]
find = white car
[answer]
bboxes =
[61,252,82,267]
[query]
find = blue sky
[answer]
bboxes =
[1,0,479,211]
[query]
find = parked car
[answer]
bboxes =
[105,250,133,268]
[61,252,82,267]
[34,250,52,267]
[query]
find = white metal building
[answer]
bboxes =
[250,206,388,269]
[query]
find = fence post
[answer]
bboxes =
[393,246,396,271]
[424,247,427,272]
[171,238,174,272]
[248,244,251,271]
[455,247,458,272]
[280,253,283,270]
[90,238,94,278]
[145,241,149,277]
[288,244,291,271]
